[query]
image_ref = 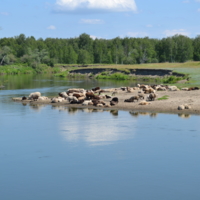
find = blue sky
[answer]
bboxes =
[1,0,200,39]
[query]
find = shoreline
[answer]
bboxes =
[12,90,200,115]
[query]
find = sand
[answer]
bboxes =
[12,89,200,115]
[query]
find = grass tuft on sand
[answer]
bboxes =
[157,95,169,100]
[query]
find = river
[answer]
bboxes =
[1,74,200,200]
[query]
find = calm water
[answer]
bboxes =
[1,74,200,200]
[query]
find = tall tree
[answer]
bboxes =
[193,35,200,61]
[66,45,78,64]
[0,46,16,65]
[172,35,193,62]
[78,49,92,65]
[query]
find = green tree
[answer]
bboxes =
[78,33,93,51]
[21,48,50,67]
[172,35,193,62]
[193,35,200,61]
[0,46,16,65]
[78,49,92,65]
[66,45,78,64]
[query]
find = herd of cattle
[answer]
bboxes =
[21,84,199,108]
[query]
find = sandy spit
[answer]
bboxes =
[12,90,200,115]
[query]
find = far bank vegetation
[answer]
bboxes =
[1,33,200,78]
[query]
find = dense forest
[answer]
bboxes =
[0,33,200,67]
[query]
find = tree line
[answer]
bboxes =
[0,33,200,67]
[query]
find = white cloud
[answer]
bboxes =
[0,12,9,16]
[90,35,102,39]
[163,29,190,37]
[47,25,56,30]
[54,0,137,13]
[80,19,104,24]
[59,109,136,146]
[127,31,149,38]
[90,35,97,39]
[146,24,153,28]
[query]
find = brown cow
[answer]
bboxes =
[86,92,95,99]
[92,87,100,91]
[73,93,82,98]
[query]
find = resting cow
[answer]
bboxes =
[124,96,139,102]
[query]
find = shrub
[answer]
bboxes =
[163,76,183,84]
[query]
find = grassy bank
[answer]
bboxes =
[2,61,200,87]
[0,64,62,75]
[54,61,200,87]
[0,65,34,75]
[92,62,200,86]
[54,61,200,70]
[55,70,188,85]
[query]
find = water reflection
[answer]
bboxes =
[51,106,119,117]
[57,109,136,146]
[129,111,192,120]
[129,111,158,118]
[0,73,145,91]
[29,103,46,112]
[110,110,118,117]
[82,108,96,113]
[178,113,191,119]
[149,113,157,118]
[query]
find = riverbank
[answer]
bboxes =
[55,61,200,87]
[12,89,200,115]
[0,64,62,75]
[2,62,200,87]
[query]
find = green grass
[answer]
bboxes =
[0,64,63,75]
[54,73,67,77]
[157,95,169,100]
[170,67,200,87]
[95,71,186,83]
[162,75,187,84]
[96,72,130,80]
[0,65,35,75]
[117,68,131,73]
[72,61,200,70]
[100,71,110,76]
[54,71,69,77]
